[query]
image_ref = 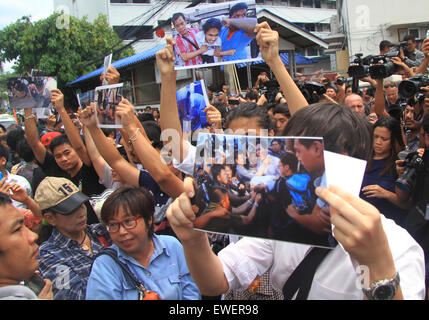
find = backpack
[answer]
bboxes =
[286,174,315,214]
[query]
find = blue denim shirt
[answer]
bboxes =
[86,235,201,300]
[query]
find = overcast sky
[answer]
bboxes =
[0,0,54,72]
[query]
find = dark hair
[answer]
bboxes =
[226,102,271,130]
[16,139,35,163]
[283,102,372,161]
[423,113,429,133]
[142,121,163,150]
[280,151,298,173]
[0,143,8,160]
[403,34,416,43]
[49,134,72,154]
[379,40,393,52]
[172,12,186,25]
[245,91,258,102]
[0,124,7,134]
[229,2,248,17]
[138,113,155,123]
[369,116,405,177]
[101,187,155,239]
[6,127,25,151]
[274,103,291,118]
[203,18,222,33]
[0,192,12,207]
[211,164,225,182]
[209,185,228,203]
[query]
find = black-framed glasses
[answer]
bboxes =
[106,216,142,233]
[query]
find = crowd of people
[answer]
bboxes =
[0,19,429,302]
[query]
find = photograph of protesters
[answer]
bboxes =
[95,84,124,129]
[191,132,335,248]
[7,77,56,109]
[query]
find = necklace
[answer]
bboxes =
[79,232,90,251]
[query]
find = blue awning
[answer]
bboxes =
[236,53,316,68]
[68,43,167,86]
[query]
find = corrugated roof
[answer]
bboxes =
[68,43,166,85]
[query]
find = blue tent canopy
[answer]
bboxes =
[68,43,167,86]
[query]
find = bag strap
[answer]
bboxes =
[282,247,333,300]
[96,248,147,293]
[181,35,199,50]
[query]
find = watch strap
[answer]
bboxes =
[362,272,400,300]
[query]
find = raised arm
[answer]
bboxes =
[77,105,140,187]
[50,89,91,166]
[158,38,190,163]
[416,39,429,75]
[167,178,230,296]
[374,79,389,119]
[222,17,258,36]
[81,122,107,181]
[116,98,185,199]
[23,108,47,165]
[255,22,308,115]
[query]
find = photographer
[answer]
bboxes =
[400,35,425,69]
[256,80,287,106]
[402,113,429,296]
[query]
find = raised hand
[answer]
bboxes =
[254,22,279,64]
[77,103,98,129]
[156,38,176,77]
[50,89,65,111]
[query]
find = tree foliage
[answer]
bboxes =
[0,13,134,88]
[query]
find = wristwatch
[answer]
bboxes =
[362,272,400,300]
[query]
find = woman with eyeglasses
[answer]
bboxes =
[86,187,201,300]
[360,116,412,227]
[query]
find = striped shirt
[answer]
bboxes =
[174,28,203,67]
[38,224,112,300]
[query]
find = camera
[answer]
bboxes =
[398,74,429,98]
[348,54,372,78]
[336,77,353,86]
[396,150,425,192]
[261,80,280,104]
[294,80,327,104]
[369,45,403,79]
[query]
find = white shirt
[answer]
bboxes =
[195,31,222,63]
[173,141,196,176]
[218,215,425,300]
[6,172,32,209]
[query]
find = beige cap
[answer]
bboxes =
[35,177,89,215]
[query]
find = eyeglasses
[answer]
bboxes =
[106,216,142,233]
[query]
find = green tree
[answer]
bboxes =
[0,13,134,108]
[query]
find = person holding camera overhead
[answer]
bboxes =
[360,117,413,228]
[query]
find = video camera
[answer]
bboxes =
[398,74,429,98]
[396,150,425,193]
[368,43,407,79]
[348,54,372,78]
[261,80,280,104]
[294,80,327,104]
[336,77,353,86]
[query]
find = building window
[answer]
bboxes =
[307,47,319,56]
[113,26,154,40]
[303,0,313,8]
[289,0,301,7]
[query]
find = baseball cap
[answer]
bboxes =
[41,132,62,147]
[35,177,89,215]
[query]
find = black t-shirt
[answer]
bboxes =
[34,151,106,224]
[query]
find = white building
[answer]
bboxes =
[332,0,429,71]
